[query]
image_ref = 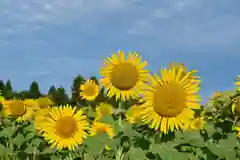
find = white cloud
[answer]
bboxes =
[127,0,240,50]
[25,70,52,77]
[0,0,132,37]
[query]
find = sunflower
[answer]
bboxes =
[2,99,34,122]
[95,103,113,120]
[183,116,205,131]
[100,50,149,101]
[79,79,99,101]
[35,105,89,150]
[233,126,240,136]
[125,104,142,124]
[231,97,240,116]
[24,99,38,110]
[235,75,240,91]
[168,62,200,84]
[34,107,52,132]
[37,97,54,109]
[139,63,201,134]
[89,121,115,137]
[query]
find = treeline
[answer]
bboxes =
[0,75,108,107]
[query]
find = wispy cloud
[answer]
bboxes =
[0,0,239,100]
[127,0,240,53]
[24,70,52,77]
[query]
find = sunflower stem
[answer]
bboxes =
[68,152,73,160]
[118,101,123,127]
[115,147,124,160]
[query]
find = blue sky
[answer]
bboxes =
[0,0,240,103]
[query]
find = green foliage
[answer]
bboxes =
[29,81,41,99]
[53,87,69,105]
[0,77,240,160]
[71,75,85,106]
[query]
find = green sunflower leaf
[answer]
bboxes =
[100,116,116,126]
[24,144,38,154]
[0,144,6,157]
[50,155,60,160]
[181,131,205,147]
[122,122,140,137]
[128,147,146,160]
[0,126,15,138]
[42,147,57,154]
[105,137,121,150]
[31,138,42,146]
[83,153,94,160]
[25,132,35,141]
[84,133,108,156]
[151,142,189,160]
[12,133,25,148]
[206,137,237,160]
[204,122,216,137]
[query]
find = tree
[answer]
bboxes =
[17,90,30,99]
[5,80,12,92]
[4,79,13,99]
[29,81,41,99]
[48,85,57,95]
[48,85,57,103]
[0,80,5,91]
[54,87,69,105]
[71,75,85,105]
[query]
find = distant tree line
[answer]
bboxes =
[0,75,108,107]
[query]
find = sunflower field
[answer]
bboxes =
[1,51,240,160]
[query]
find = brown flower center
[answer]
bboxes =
[56,116,77,138]
[84,85,96,96]
[9,100,26,117]
[153,83,186,117]
[111,63,138,90]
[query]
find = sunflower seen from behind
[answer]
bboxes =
[35,105,89,150]
[89,121,115,138]
[125,104,142,124]
[2,99,34,122]
[168,62,200,84]
[37,96,54,109]
[139,63,201,134]
[79,79,99,101]
[100,50,149,101]
[95,103,113,120]
[184,116,205,131]
[89,121,115,151]
[190,116,205,131]
[231,97,240,116]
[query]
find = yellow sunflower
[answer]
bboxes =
[233,126,240,136]
[231,97,240,116]
[89,121,115,150]
[37,97,54,109]
[169,62,200,84]
[35,105,89,150]
[24,99,39,110]
[100,50,149,101]
[79,79,99,101]
[34,107,52,132]
[2,99,34,122]
[95,103,113,120]
[139,63,201,134]
[183,116,205,131]
[125,104,142,124]
[89,121,115,137]
[235,75,240,91]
